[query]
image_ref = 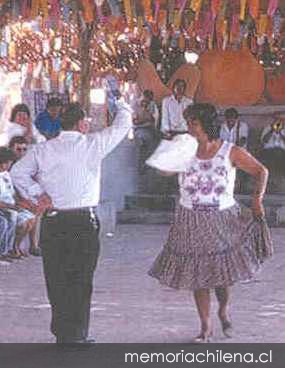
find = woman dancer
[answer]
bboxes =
[149,103,273,342]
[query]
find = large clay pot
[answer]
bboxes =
[196,49,265,106]
[168,63,201,99]
[136,59,171,103]
[266,72,285,104]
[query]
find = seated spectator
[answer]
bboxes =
[133,92,158,174]
[160,79,193,139]
[34,97,62,140]
[0,147,35,258]
[0,211,15,263]
[8,136,41,256]
[9,136,28,162]
[140,90,159,129]
[220,108,249,148]
[0,104,45,146]
[260,114,285,175]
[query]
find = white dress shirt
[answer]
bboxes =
[0,121,46,146]
[10,101,132,210]
[220,121,248,148]
[160,95,193,133]
[261,125,285,150]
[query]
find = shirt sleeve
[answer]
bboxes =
[240,122,249,138]
[32,125,46,143]
[10,147,45,202]
[91,100,133,157]
[153,104,160,129]
[160,97,170,133]
[261,125,270,140]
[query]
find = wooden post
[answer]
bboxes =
[78,23,95,113]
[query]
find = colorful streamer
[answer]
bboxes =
[143,0,152,22]
[106,0,121,17]
[267,0,279,17]
[190,0,203,18]
[211,0,221,18]
[249,0,259,19]
[31,0,49,19]
[239,0,247,21]
[123,0,133,26]
[81,0,95,23]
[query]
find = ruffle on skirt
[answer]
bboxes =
[148,204,273,290]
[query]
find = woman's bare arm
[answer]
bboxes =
[230,146,268,217]
[156,170,177,177]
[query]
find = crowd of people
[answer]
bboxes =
[0,77,278,344]
[0,82,282,264]
[133,79,285,189]
[0,98,65,263]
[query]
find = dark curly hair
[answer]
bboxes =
[60,103,85,131]
[10,104,30,122]
[225,107,239,120]
[183,103,220,141]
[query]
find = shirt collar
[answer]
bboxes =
[170,95,187,103]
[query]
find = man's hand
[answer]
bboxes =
[36,193,53,215]
[252,196,265,219]
[16,198,38,213]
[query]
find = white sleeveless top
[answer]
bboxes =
[179,141,236,211]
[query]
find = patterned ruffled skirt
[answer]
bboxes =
[149,203,273,290]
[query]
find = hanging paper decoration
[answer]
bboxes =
[80,0,95,23]
[211,0,221,18]
[154,0,160,23]
[178,0,188,15]
[190,0,203,19]
[94,0,105,23]
[21,0,30,19]
[267,0,279,17]
[272,9,282,36]
[48,0,61,27]
[257,14,269,35]
[249,0,259,19]
[167,0,175,24]
[173,9,182,28]
[158,10,167,28]
[123,0,133,26]
[0,41,8,57]
[142,0,152,22]
[61,0,71,22]
[106,0,121,16]
[239,0,247,21]
[230,14,240,44]
[31,0,49,19]
[137,15,144,32]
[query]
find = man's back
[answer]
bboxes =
[11,101,132,209]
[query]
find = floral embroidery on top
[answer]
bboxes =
[199,161,212,171]
[179,141,235,209]
[214,166,227,177]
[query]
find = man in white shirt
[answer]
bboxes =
[220,108,249,148]
[260,115,285,175]
[160,79,193,139]
[11,100,132,343]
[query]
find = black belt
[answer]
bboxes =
[45,206,97,217]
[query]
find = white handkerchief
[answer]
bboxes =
[146,134,198,173]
